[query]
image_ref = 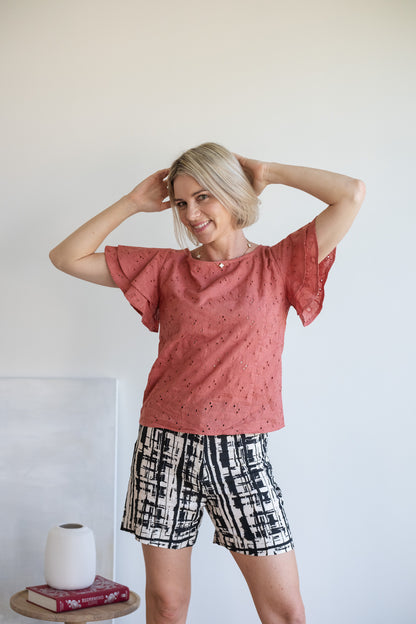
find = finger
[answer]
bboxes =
[156,168,170,179]
[234,154,251,177]
[149,168,169,183]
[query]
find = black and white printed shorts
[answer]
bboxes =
[121,425,294,556]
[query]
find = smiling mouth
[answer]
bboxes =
[191,220,211,232]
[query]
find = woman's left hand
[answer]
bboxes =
[235,154,269,195]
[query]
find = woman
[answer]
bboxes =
[50,143,365,624]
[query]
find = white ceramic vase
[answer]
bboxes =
[44,523,96,590]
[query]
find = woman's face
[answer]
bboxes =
[173,174,235,244]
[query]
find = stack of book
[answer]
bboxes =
[26,575,129,613]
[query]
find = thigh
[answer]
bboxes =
[142,543,193,597]
[142,544,192,623]
[231,549,305,624]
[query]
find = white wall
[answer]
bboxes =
[1,1,415,622]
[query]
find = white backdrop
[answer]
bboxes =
[1,1,415,623]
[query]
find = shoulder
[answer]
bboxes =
[106,245,184,264]
[266,220,315,257]
[105,246,187,282]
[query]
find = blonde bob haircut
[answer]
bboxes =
[167,142,259,247]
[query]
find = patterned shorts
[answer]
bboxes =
[121,425,294,556]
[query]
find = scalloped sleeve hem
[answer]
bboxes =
[104,245,161,332]
[289,219,336,326]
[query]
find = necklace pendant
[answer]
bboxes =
[218,262,225,269]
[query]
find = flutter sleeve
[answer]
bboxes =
[105,245,168,332]
[271,218,336,326]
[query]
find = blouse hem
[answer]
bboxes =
[139,413,285,436]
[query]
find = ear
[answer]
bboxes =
[234,214,246,228]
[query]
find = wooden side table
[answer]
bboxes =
[10,590,140,624]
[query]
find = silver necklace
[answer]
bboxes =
[194,240,253,269]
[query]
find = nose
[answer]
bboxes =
[185,200,202,221]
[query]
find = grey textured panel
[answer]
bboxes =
[0,378,117,624]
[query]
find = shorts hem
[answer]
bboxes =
[213,536,295,556]
[120,525,197,550]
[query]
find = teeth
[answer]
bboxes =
[193,220,210,230]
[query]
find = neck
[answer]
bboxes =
[197,232,252,262]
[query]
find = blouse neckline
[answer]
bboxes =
[185,244,263,266]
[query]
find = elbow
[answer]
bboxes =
[49,247,59,268]
[49,247,66,271]
[352,178,366,205]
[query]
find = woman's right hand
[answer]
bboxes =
[127,168,171,213]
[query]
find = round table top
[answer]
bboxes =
[10,590,140,623]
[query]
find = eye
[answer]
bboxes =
[197,193,209,202]
[175,201,186,210]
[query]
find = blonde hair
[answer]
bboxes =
[167,142,259,247]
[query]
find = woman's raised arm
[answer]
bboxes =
[237,156,365,262]
[49,169,170,286]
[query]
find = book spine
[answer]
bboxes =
[56,590,129,612]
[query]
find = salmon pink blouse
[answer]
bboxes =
[105,219,335,435]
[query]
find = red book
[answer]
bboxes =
[26,575,130,612]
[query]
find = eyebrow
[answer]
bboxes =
[174,189,207,201]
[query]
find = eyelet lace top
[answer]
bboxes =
[105,218,336,435]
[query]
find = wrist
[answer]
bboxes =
[264,162,284,185]
[122,192,143,215]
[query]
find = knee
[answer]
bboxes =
[280,601,306,624]
[146,586,190,623]
[262,598,305,624]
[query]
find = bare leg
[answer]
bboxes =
[142,544,192,624]
[231,549,306,624]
